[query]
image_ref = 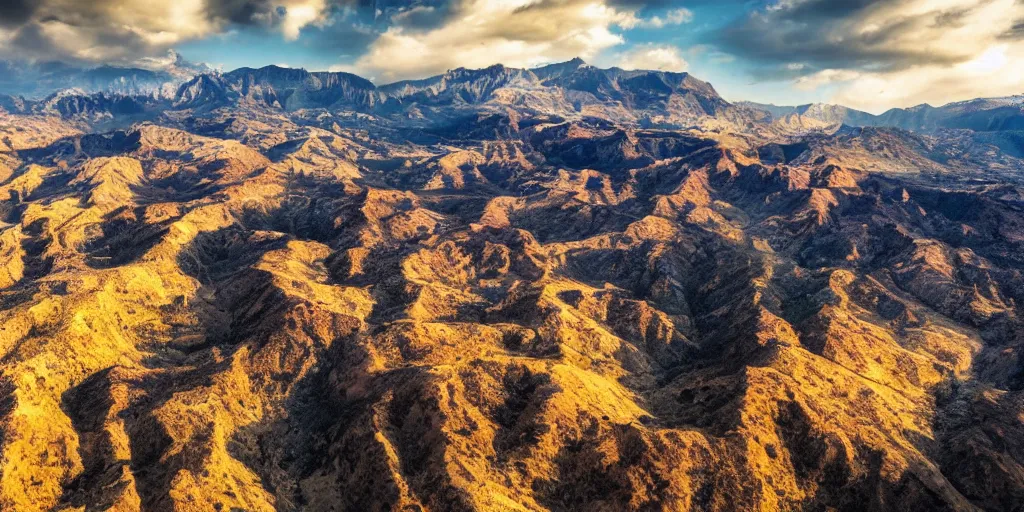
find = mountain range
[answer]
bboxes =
[0,52,212,100]
[4,57,1023,135]
[1,57,1024,511]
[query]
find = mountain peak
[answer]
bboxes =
[531,57,590,81]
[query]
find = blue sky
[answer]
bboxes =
[173,0,834,105]
[2,0,1022,112]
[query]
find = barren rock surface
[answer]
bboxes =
[0,61,1023,512]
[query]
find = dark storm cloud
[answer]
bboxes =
[205,0,374,26]
[206,0,278,25]
[204,0,368,30]
[0,0,37,27]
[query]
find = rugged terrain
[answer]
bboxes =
[0,60,1023,511]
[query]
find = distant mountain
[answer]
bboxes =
[0,52,211,99]
[170,61,1021,134]
[3,57,1021,137]
[744,96,1024,133]
[168,59,734,129]
[0,89,167,124]
[377,64,542,108]
[740,102,878,126]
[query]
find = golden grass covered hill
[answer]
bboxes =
[0,108,1022,512]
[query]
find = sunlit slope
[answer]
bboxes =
[0,117,1021,512]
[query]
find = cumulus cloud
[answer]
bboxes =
[279,1,330,40]
[349,0,653,82]
[793,68,861,91]
[644,7,694,27]
[716,0,1024,110]
[0,0,339,66]
[809,44,1024,112]
[719,0,1024,70]
[613,44,689,71]
[619,7,693,28]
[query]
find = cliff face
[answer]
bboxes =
[0,71,1024,512]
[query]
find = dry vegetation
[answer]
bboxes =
[0,74,1023,512]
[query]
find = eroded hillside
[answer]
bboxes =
[0,92,1023,512]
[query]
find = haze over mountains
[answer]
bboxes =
[1,54,1024,512]
[0,53,213,100]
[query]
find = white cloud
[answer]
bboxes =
[827,44,1024,112]
[0,0,333,66]
[859,0,1022,66]
[278,0,328,41]
[666,8,694,25]
[761,0,1024,111]
[613,44,689,72]
[107,0,217,43]
[621,7,694,29]
[349,0,645,82]
[794,68,861,91]
[650,7,694,28]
